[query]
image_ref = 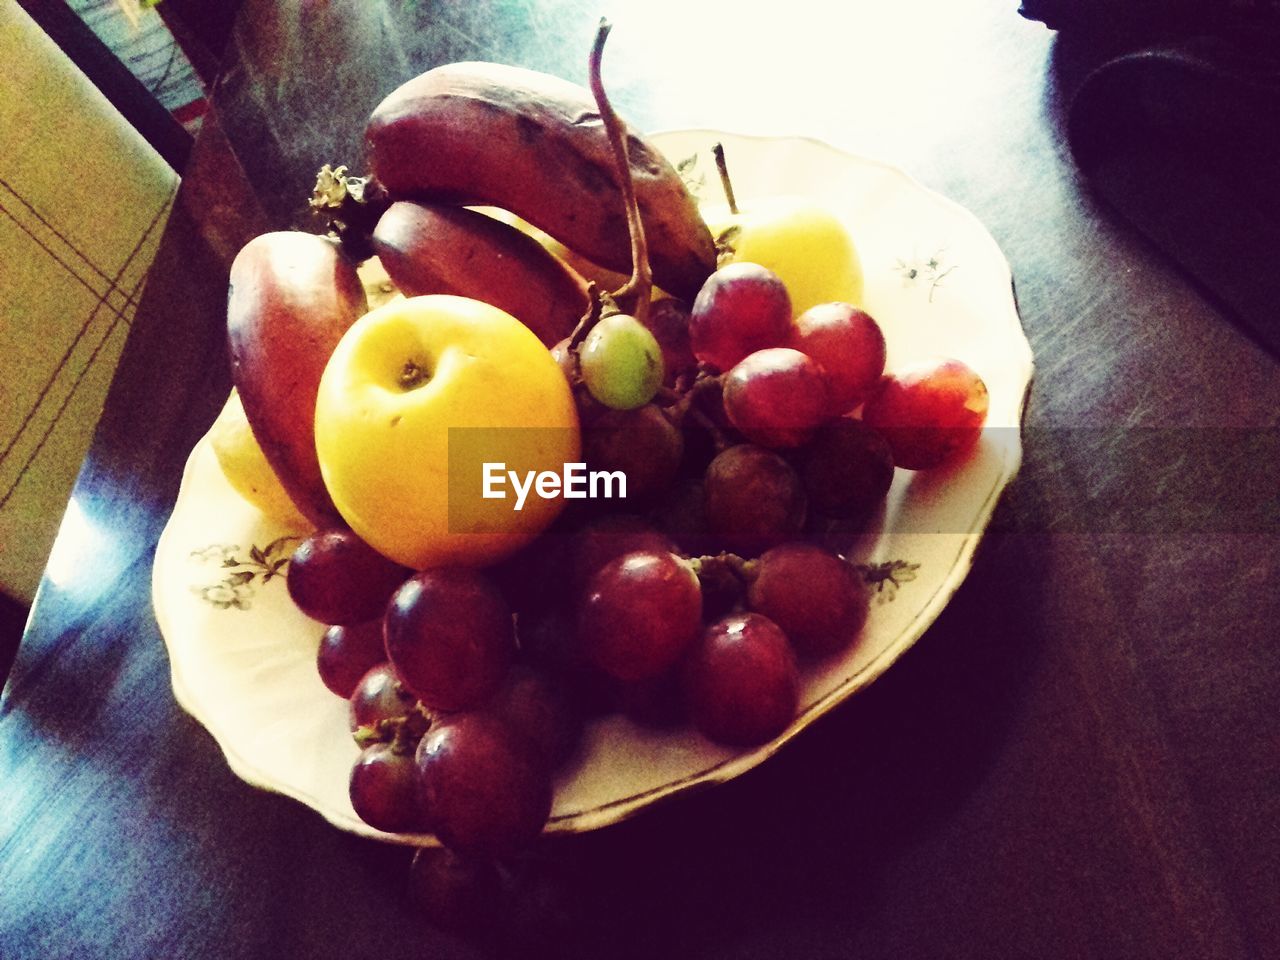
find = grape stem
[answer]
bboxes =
[352,722,384,749]
[660,369,731,450]
[390,712,427,756]
[689,552,754,606]
[663,369,720,419]
[352,708,431,752]
[688,407,732,453]
[568,282,604,353]
[589,18,652,328]
[711,143,738,216]
[708,552,753,582]
[560,281,603,389]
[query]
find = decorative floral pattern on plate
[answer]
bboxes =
[895,248,957,302]
[858,559,922,603]
[190,537,300,610]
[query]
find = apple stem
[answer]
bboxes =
[588,18,651,328]
[398,360,430,390]
[712,143,739,216]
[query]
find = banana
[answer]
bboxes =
[227,231,367,529]
[372,200,587,347]
[365,61,715,302]
[470,205,634,296]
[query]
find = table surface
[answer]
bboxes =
[3,2,1278,958]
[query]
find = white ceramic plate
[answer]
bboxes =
[152,131,1033,846]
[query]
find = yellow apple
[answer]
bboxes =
[702,195,864,316]
[314,295,580,569]
[209,389,311,528]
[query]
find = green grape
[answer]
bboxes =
[579,313,665,410]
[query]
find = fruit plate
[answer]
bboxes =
[152,130,1033,846]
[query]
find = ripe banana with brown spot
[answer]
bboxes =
[365,61,715,302]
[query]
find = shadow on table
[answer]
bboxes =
[533,504,1050,957]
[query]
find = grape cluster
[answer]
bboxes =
[545,259,989,748]
[282,259,989,902]
[289,543,580,861]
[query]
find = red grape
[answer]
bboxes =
[746,543,869,658]
[676,403,722,479]
[722,347,829,449]
[641,296,697,386]
[316,620,386,698]
[415,712,552,859]
[550,337,611,426]
[863,359,990,470]
[385,569,515,712]
[287,528,409,625]
[565,515,678,595]
[689,262,791,372]
[788,303,886,415]
[703,445,807,555]
[516,605,620,717]
[349,741,431,833]
[348,662,418,738]
[682,613,799,746]
[485,664,583,771]
[581,404,684,504]
[650,479,714,557]
[500,857,585,952]
[550,336,576,382]
[798,417,895,521]
[408,847,505,934]
[617,670,687,729]
[488,537,566,617]
[577,550,702,682]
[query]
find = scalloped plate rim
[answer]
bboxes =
[152,129,1034,845]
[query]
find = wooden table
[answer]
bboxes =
[3,2,1277,957]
